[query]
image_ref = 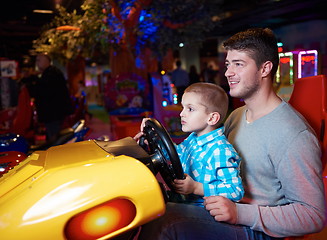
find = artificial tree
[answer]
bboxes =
[33,0,223,92]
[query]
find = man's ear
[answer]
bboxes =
[261,61,273,78]
[208,112,220,126]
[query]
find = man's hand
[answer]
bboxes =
[203,196,237,224]
[173,174,203,196]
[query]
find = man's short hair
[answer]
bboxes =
[37,52,52,63]
[185,82,228,123]
[223,28,279,79]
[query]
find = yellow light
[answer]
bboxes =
[33,10,54,14]
[81,206,120,236]
[65,198,136,240]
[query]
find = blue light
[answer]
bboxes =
[105,2,160,56]
[173,94,178,104]
[162,100,168,107]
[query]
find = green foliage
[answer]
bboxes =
[33,0,223,64]
[33,4,112,64]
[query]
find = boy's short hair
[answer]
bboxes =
[184,82,228,124]
[223,28,279,80]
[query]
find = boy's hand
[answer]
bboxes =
[140,118,151,131]
[173,174,203,196]
[133,131,144,142]
[133,118,151,142]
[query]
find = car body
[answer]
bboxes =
[0,138,166,240]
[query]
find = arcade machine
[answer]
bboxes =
[298,50,318,79]
[103,73,152,140]
[275,49,319,102]
[275,51,296,101]
[151,72,188,144]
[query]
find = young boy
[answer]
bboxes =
[137,82,244,206]
[172,82,243,206]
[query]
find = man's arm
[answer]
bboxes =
[236,130,325,237]
[206,131,326,237]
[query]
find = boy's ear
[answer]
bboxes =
[208,112,220,126]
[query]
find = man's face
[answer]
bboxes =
[36,54,50,72]
[224,50,261,100]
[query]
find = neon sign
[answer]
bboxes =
[298,50,318,78]
[276,52,294,85]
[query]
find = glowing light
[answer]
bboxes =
[162,101,168,107]
[33,9,54,14]
[298,50,318,78]
[173,94,178,104]
[65,199,136,240]
[160,70,166,75]
[276,52,294,84]
[56,25,81,31]
[179,43,184,48]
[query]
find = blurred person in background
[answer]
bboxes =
[28,53,73,143]
[171,60,190,104]
[188,65,201,85]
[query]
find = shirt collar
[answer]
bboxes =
[190,126,225,147]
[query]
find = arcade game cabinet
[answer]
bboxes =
[151,72,188,144]
[103,73,152,140]
[275,50,319,102]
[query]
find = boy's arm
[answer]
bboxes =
[203,152,244,202]
[173,174,204,195]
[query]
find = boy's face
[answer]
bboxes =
[180,92,213,136]
[224,50,261,100]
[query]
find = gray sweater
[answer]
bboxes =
[224,101,326,237]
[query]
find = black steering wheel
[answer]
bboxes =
[139,118,184,190]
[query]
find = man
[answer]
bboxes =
[138,28,325,239]
[171,60,190,104]
[29,53,73,143]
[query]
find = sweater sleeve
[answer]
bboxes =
[236,130,326,237]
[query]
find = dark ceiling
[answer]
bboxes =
[211,0,327,37]
[0,0,84,61]
[0,0,326,63]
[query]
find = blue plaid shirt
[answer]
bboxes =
[175,126,244,206]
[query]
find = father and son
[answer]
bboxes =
[133,28,325,240]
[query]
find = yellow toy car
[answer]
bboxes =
[0,119,184,240]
